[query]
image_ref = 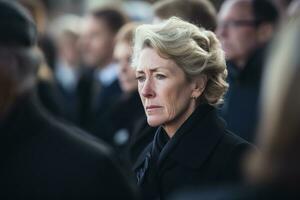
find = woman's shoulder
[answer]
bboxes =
[209,131,256,182]
[221,131,254,149]
[213,130,255,164]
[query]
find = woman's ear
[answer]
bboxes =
[191,74,207,99]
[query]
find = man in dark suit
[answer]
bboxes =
[216,0,279,142]
[0,1,137,199]
[79,8,127,133]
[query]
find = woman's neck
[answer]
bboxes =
[162,102,197,138]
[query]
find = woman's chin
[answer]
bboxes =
[147,117,163,127]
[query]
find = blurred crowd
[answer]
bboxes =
[0,0,300,199]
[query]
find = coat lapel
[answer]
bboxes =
[157,105,225,172]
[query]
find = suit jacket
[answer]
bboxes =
[133,104,253,200]
[0,92,138,199]
[93,91,145,156]
[220,46,267,142]
[77,69,122,132]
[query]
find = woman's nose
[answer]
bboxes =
[141,79,155,98]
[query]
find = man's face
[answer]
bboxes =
[80,16,115,68]
[216,1,260,67]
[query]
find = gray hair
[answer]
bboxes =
[132,17,228,106]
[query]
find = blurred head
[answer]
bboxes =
[58,31,80,67]
[246,17,300,187]
[153,0,217,31]
[80,7,127,68]
[216,0,279,67]
[51,14,83,67]
[114,23,139,93]
[132,17,228,136]
[0,0,39,118]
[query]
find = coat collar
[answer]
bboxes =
[133,139,153,171]
[158,104,226,169]
[133,104,227,171]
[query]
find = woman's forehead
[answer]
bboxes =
[137,48,177,71]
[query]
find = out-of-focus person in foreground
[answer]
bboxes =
[0,1,137,199]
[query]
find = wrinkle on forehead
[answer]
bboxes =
[136,48,179,74]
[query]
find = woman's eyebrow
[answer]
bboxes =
[136,66,172,73]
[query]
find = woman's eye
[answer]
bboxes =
[155,74,166,80]
[136,76,146,82]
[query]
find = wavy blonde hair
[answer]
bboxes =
[132,17,228,106]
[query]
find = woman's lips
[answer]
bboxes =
[146,105,162,110]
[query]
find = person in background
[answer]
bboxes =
[51,14,84,124]
[153,0,217,31]
[217,0,279,142]
[79,7,127,132]
[93,23,146,164]
[132,17,253,200]
[0,1,138,199]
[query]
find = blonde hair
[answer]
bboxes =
[132,17,228,106]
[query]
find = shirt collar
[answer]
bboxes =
[95,62,119,86]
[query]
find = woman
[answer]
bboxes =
[93,23,149,163]
[131,17,253,199]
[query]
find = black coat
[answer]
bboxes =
[0,93,138,199]
[94,91,144,145]
[171,184,300,200]
[220,46,267,142]
[93,91,146,163]
[133,104,253,200]
[129,117,157,165]
[77,69,122,132]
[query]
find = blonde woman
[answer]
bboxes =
[132,17,252,199]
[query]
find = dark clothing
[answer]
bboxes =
[37,76,84,126]
[220,46,267,142]
[37,79,66,119]
[38,68,122,132]
[0,93,138,199]
[129,117,157,165]
[77,69,122,132]
[54,80,81,123]
[172,184,300,200]
[93,91,145,161]
[133,104,253,200]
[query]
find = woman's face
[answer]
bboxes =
[114,41,137,93]
[136,47,198,135]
